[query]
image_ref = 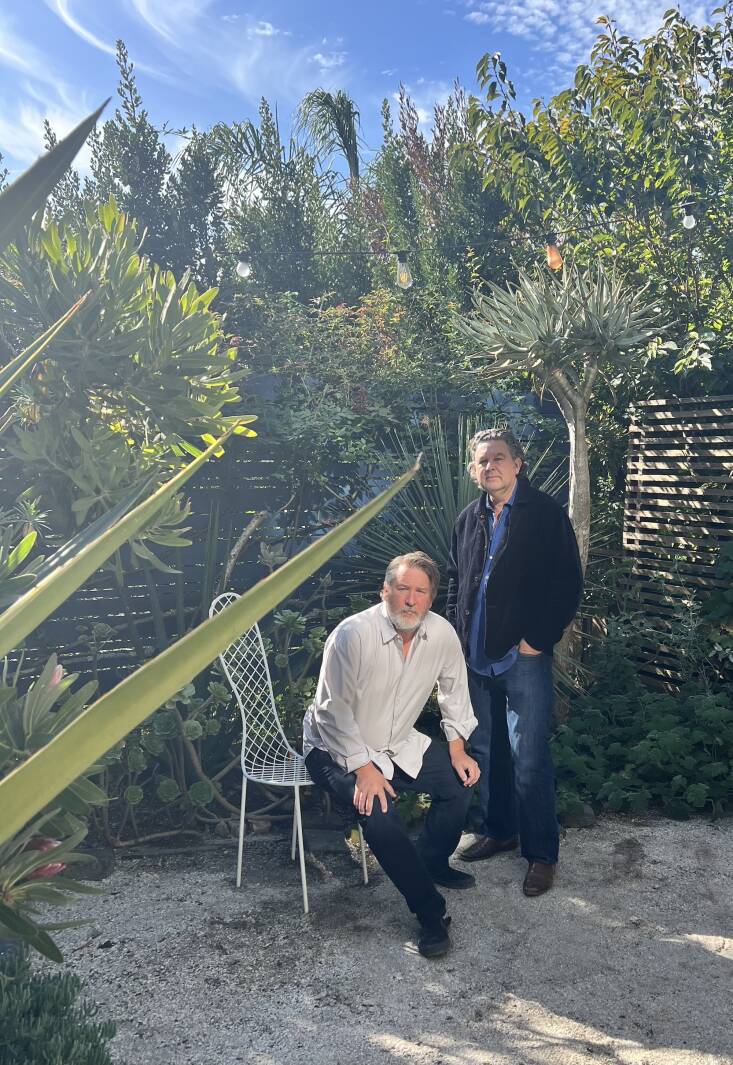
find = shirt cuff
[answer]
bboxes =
[345,750,373,774]
[441,716,478,743]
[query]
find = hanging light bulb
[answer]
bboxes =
[681,201,697,230]
[395,251,413,290]
[236,258,252,279]
[545,232,563,271]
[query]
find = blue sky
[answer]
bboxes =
[0,0,713,177]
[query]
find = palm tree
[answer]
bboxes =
[297,89,361,183]
[458,263,662,571]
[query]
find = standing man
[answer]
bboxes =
[447,429,582,896]
[303,551,480,958]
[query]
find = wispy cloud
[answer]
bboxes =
[46,0,117,57]
[124,0,351,101]
[44,0,177,82]
[310,51,347,69]
[0,11,96,171]
[0,82,95,170]
[0,11,62,87]
[463,0,709,71]
[249,20,291,38]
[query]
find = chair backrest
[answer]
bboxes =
[209,592,301,783]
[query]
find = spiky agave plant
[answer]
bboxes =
[458,262,662,571]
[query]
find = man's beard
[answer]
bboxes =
[386,606,424,633]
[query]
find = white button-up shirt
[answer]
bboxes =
[302,603,478,779]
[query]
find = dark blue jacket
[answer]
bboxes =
[446,477,583,659]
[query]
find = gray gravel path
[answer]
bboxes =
[54,815,732,1065]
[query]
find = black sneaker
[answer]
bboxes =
[427,864,476,890]
[417,916,452,958]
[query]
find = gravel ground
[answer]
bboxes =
[54,815,732,1065]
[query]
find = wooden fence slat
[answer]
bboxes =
[623,395,733,689]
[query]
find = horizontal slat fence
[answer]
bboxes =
[4,437,296,687]
[623,395,733,687]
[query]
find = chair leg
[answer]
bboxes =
[294,784,309,914]
[291,801,297,861]
[236,776,247,888]
[358,824,369,885]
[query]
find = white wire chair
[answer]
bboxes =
[210,592,368,914]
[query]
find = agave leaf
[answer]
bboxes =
[0,419,255,658]
[0,457,421,845]
[0,100,108,255]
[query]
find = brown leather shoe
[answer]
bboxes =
[523,860,555,896]
[457,835,519,862]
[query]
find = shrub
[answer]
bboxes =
[0,951,115,1065]
[553,622,733,820]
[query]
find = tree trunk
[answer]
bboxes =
[547,377,591,575]
[566,404,591,574]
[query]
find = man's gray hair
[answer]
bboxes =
[467,427,526,477]
[384,551,440,598]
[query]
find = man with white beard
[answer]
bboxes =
[303,551,479,958]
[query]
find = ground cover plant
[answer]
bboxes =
[0,950,115,1065]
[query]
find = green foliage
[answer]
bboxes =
[86,41,172,268]
[468,8,733,393]
[0,656,106,835]
[0,197,245,542]
[460,263,662,384]
[108,677,235,831]
[0,950,115,1065]
[553,621,733,820]
[0,523,43,610]
[0,656,109,959]
[217,99,351,300]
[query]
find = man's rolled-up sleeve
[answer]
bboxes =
[436,636,478,743]
[312,628,374,773]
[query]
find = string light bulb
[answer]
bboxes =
[395,251,413,290]
[236,259,252,279]
[545,233,563,271]
[681,201,697,231]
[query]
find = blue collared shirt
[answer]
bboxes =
[467,484,519,677]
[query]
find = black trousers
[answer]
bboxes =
[305,741,472,924]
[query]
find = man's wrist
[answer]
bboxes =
[448,738,466,760]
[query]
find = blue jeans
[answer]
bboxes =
[467,652,559,864]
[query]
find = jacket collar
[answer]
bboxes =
[477,475,532,517]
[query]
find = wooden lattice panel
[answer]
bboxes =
[623,395,733,687]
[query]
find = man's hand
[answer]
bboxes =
[354,762,397,815]
[448,739,480,787]
[518,638,542,655]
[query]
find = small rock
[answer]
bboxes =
[562,803,596,829]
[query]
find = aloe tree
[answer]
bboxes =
[459,263,661,571]
[297,89,361,183]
